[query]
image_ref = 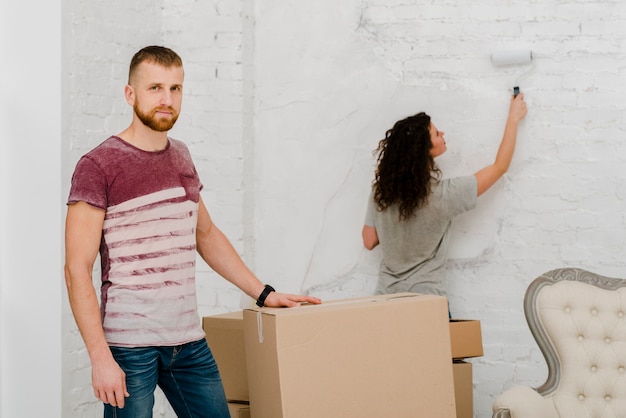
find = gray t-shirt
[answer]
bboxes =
[364,176,477,296]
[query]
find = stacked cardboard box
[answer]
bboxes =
[203,311,248,402]
[453,361,473,418]
[450,319,483,359]
[203,293,483,418]
[227,402,250,418]
[449,319,484,418]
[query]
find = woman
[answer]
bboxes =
[363,93,527,299]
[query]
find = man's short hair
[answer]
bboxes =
[128,46,183,84]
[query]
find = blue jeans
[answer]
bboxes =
[104,339,229,418]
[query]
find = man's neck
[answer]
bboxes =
[117,122,169,152]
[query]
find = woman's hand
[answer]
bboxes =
[508,92,527,124]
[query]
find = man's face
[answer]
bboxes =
[129,61,184,132]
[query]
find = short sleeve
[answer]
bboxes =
[67,156,108,209]
[441,176,477,218]
[364,190,376,227]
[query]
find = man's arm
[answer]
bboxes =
[64,201,129,407]
[195,197,321,307]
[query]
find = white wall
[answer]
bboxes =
[0,1,62,417]
[252,2,626,416]
[6,1,626,417]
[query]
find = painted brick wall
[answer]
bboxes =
[63,1,626,417]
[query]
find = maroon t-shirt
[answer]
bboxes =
[68,136,206,347]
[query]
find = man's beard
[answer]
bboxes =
[134,103,179,132]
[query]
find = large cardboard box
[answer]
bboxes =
[453,361,473,418]
[243,293,456,418]
[203,311,248,402]
[228,402,251,418]
[449,319,483,359]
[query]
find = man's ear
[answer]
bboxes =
[124,84,135,106]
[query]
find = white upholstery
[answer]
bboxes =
[493,268,626,418]
[493,385,558,418]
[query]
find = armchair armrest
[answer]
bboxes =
[492,385,558,418]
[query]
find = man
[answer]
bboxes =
[64,45,321,418]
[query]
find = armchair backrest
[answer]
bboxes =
[526,268,626,417]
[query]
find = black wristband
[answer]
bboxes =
[256,284,275,307]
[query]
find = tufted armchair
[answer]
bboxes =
[492,267,626,418]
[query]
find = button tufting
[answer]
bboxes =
[619,367,625,373]
[578,335,584,342]
[619,311,624,318]
[564,306,571,313]
[578,394,585,400]
[591,365,597,372]
[605,395,612,401]
[591,308,598,315]
[605,337,612,344]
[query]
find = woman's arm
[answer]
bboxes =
[362,225,380,250]
[474,93,527,196]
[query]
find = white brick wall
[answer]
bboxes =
[62,1,626,417]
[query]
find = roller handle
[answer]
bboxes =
[513,86,520,97]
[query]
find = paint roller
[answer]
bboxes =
[490,49,533,97]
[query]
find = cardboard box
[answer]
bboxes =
[453,361,473,418]
[228,402,251,418]
[449,319,483,359]
[243,293,456,418]
[203,311,248,402]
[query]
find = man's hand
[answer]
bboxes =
[263,291,322,308]
[91,355,130,408]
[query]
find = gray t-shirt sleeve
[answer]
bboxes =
[441,175,477,217]
[364,190,376,227]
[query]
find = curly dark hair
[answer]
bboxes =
[372,112,441,221]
